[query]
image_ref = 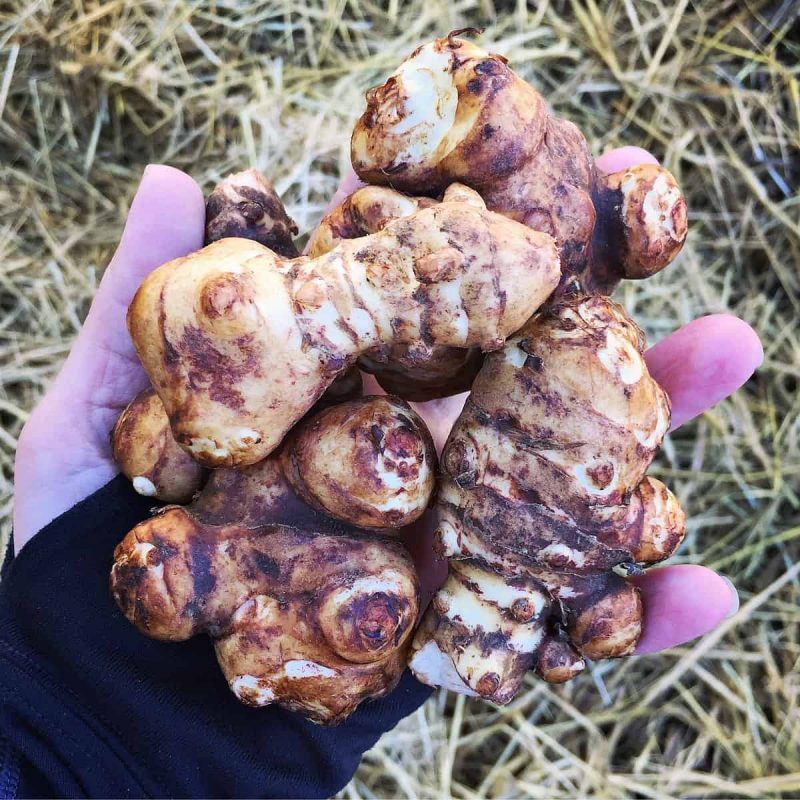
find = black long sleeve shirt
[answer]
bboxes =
[0,476,431,798]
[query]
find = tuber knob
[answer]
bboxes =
[318,571,418,664]
[282,396,437,529]
[111,388,206,503]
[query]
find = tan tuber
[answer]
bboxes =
[111,387,207,503]
[409,295,686,700]
[351,32,688,296]
[127,183,560,466]
[205,168,299,257]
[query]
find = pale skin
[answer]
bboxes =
[14,148,764,659]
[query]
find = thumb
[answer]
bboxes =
[76,164,206,374]
[51,165,205,413]
[14,166,205,549]
[52,163,205,432]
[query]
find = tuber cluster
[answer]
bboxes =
[109,30,695,723]
[112,394,436,723]
[351,31,688,296]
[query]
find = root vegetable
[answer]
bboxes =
[128,183,560,466]
[408,296,686,701]
[111,169,310,500]
[306,185,437,258]
[351,32,687,295]
[111,387,207,503]
[111,396,434,723]
[205,168,299,257]
[308,185,482,400]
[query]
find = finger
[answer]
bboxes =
[401,512,449,612]
[595,146,659,174]
[631,565,738,654]
[645,315,763,430]
[50,165,205,412]
[409,393,468,455]
[80,165,206,367]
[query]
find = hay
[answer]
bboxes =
[1,1,798,796]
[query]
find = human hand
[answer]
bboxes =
[14,152,762,661]
[13,166,206,552]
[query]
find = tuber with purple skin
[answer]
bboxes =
[351,32,687,296]
[111,396,435,723]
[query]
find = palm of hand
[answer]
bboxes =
[14,155,762,657]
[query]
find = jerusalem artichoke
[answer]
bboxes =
[205,168,299,257]
[111,387,207,503]
[308,185,483,399]
[127,183,560,466]
[111,396,435,723]
[112,169,309,502]
[409,296,686,701]
[351,32,688,295]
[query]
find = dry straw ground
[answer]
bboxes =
[1,1,798,797]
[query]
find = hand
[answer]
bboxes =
[13,166,206,552]
[14,153,762,662]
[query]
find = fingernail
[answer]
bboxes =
[720,575,740,618]
[134,165,156,196]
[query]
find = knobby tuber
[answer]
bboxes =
[351,32,688,295]
[109,30,700,723]
[111,387,207,503]
[128,183,560,466]
[111,396,435,723]
[205,168,299,257]
[409,296,686,701]
[114,169,339,504]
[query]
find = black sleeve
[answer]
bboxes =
[0,476,431,799]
